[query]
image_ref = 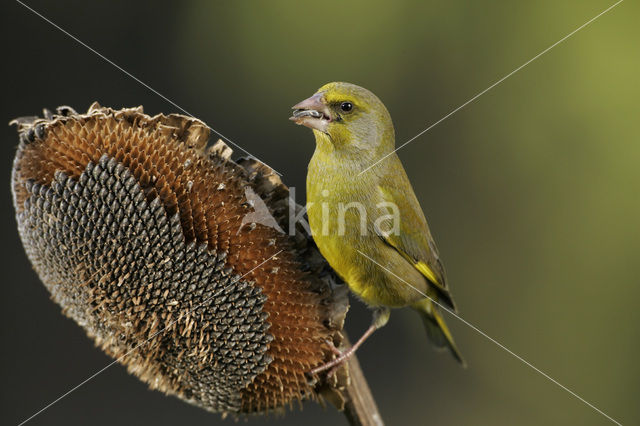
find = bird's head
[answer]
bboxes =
[290,82,394,152]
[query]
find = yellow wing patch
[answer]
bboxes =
[414,260,441,286]
[413,260,451,301]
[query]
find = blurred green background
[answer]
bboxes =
[1,1,638,425]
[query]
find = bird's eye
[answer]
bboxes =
[340,102,353,112]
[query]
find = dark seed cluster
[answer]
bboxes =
[20,156,272,411]
[10,104,348,415]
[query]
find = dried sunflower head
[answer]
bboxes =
[10,103,349,415]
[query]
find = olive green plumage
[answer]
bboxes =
[292,82,464,364]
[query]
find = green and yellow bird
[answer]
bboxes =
[290,82,464,372]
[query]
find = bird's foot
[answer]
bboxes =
[308,309,388,380]
[325,339,343,356]
[309,340,357,377]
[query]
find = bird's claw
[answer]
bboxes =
[325,339,343,356]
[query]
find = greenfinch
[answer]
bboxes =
[290,82,464,372]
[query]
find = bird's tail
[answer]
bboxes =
[413,298,466,366]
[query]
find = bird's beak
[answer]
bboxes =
[290,92,332,133]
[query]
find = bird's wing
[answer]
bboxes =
[376,184,456,310]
